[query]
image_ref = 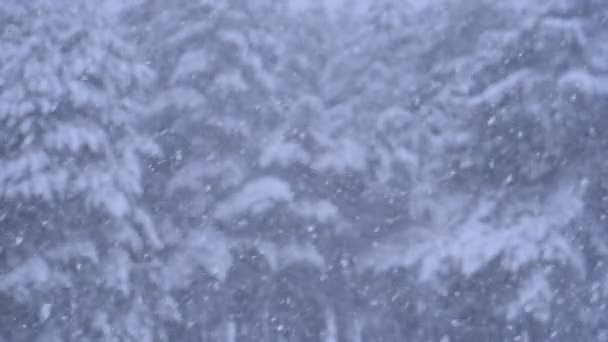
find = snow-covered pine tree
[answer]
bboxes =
[130,0,286,228]
[0,1,157,219]
[0,1,163,340]
[124,0,295,337]
[355,0,608,339]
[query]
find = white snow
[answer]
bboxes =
[214,176,294,221]
[586,32,608,71]
[39,303,52,322]
[159,228,233,288]
[170,49,210,84]
[359,180,585,283]
[0,256,68,299]
[323,309,338,342]
[214,70,249,92]
[313,137,369,173]
[167,159,246,195]
[291,199,339,223]
[47,240,99,263]
[217,29,248,53]
[259,138,311,168]
[155,295,182,322]
[43,122,106,153]
[466,69,535,107]
[506,273,553,322]
[559,69,608,96]
[152,87,207,112]
[102,249,133,295]
[256,240,326,271]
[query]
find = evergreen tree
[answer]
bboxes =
[0,1,162,340]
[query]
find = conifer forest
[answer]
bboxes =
[2,0,608,341]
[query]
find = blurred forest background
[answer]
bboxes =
[1,0,608,341]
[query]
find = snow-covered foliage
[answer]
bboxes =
[0,1,157,216]
[0,1,162,340]
[2,0,608,341]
